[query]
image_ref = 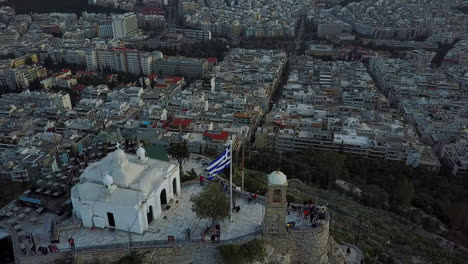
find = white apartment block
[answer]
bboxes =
[112,13,138,39]
[86,47,154,75]
[98,23,114,38]
[441,140,468,177]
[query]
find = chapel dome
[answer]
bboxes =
[112,148,126,161]
[103,174,114,187]
[268,171,288,186]
[111,147,129,170]
[136,146,146,159]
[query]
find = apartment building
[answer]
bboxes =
[112,13,138,39]
[441,140,468,177]
[153,56,208,79]
[167,28,212,41]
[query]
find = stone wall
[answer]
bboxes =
[75,244,222,264]
[289,221,331,263]
[263,218,345,264]
[21,230,344,264]
[20,233,259,264]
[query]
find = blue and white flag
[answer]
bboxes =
[207,145,231,179]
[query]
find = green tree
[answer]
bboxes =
[219,239,265,264]
[448,202,468,238]
[394,177,415,207]
[317,151,344,190]
[190,183,230,226]
[167,141,190,172]
[181,168,198,182]
[363,184,389,208]
[115,250,144,264]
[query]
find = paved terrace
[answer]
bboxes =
[53,183,264,250]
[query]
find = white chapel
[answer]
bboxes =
[71,144,180,234]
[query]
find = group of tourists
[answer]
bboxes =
[36,244,59,255]
[19,235,60,256]
[200,224,222,243]
[247,193,258,204]
[287,200,327,226]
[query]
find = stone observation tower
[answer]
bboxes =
[263,171,345,264]
[264,171,288,237]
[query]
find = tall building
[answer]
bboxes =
[86,47,155,75]
[85,48,99,71]
[153,56,208,78]
[441,140,468,177]
[0,66,47,90]
[112,13,138,39]
[98,20,114,38]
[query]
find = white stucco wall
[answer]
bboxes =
[71,167,181,234]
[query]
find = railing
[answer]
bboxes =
[66,230,263,254]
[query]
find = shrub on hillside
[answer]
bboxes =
[114,250,144,264]
[219,238,265,264]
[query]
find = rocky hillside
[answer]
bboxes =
[286,179,468,264]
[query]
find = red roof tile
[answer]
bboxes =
[73,84,86,91]
[203,131,229,141]
[141,7,165,15]
[171,118,192,127]
[77,71,95,75]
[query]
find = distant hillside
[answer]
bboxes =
[2,0,126,15]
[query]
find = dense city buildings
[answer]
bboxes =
[368,57,467,153]
[0,0,467,263]
[182,0,315,38]
[256,57,441,171]
[308,0,467,41]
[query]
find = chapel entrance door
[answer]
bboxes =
[160,189,167,210]
[147,206,154,224]
[107,212,115,227]
[172,178,177,195]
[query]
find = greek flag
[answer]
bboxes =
[207,145,231,180]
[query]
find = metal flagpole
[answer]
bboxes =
[241,141,245,191]
[229,139,233,222]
